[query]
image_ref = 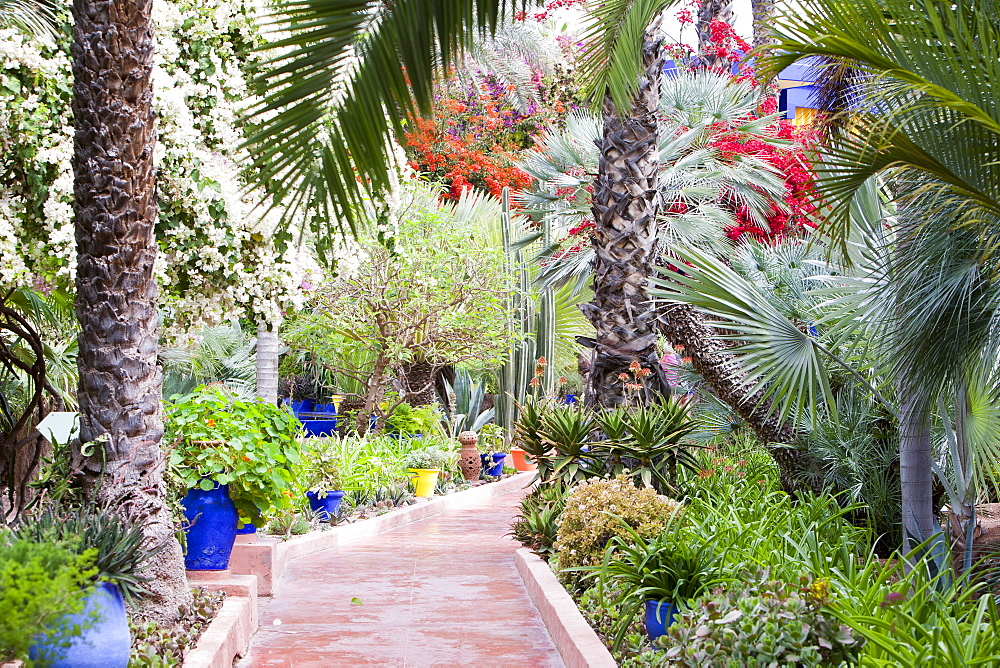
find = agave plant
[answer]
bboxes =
[15,503,166,607]
[595,400,701,494]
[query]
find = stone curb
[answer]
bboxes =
[515,548,618,668]
[183,596,254,668]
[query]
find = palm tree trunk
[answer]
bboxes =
[256,325,280,405]
[656,302,815,495]
[581,30,670,408]
[71,0,190,621]
[751,0,778,49]
[898,373,940,555]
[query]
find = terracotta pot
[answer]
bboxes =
[457,431,480,482]
[510,447,536,472]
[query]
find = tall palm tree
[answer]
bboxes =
[70,0,191,620]
[70,0,528,620]
[756,0,1000,554]
[695,0,733,66]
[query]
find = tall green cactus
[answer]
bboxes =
[497,189,535,445]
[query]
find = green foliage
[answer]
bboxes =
[160,322,258,400]
[0,538,97,664]
[441,368,494,434]
[295,441,343,494]
[14,504,163,608]
[129,587,225,667]
[165,385,302,523]
[510,482,570,559]
[554,475,681,590]
[384,402,441,436]
[285,189,514,427]
[661,575,861,667]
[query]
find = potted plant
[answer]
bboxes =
[402,446,454,497]
[478,423,510,477]
[17,503,162,667]
[165,385,302,570]
[301,449,346,522]
[589,517,730,649]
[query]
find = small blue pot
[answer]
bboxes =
[306,490,346,522]
[312,403,338,415]
[644,599,678,643]
[488,452,506,476]
[182,481,238,570]
[564,393,578,404]
[30,582,130,667]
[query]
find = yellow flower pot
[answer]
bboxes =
[409,468,440,497]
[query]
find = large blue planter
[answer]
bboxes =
[182,481,238,570]
[306,490,345,522]
[30,582,130,667]
[644,599,678,643]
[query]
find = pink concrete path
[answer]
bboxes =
[239,489,564,667]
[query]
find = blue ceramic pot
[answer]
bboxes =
[30,582,130,667]
[488,452,506,476]
[312,403,338,415]
[182,481,238,570]
[644,599,678,643]
[306,490,345,522]
[302,418,338,437]
[564,393,578,404]
[236,522,257,535]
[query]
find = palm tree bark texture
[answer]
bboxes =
[580,31,671,407]
[750,0,778,50]
[71,0,190,621]
[656,302,816,495]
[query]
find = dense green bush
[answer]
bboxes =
[0,539,96,663]
[554,475,681,590]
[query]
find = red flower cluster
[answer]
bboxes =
[515,0,585,22]
[709,120,820,241]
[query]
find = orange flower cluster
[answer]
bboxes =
[403,81,547,201]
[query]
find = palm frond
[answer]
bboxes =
[577,0,680,113]
[245,0,525,257]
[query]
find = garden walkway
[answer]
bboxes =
[238,487,564,667]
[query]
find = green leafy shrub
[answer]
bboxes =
[590,518,731,651]
[0,538,97,663]
[554,475,681,589]
[402,445,455,471]
[384,402,440,436]
[511,482,570,559]
[165,385,303,523]
[661,575,861,667]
